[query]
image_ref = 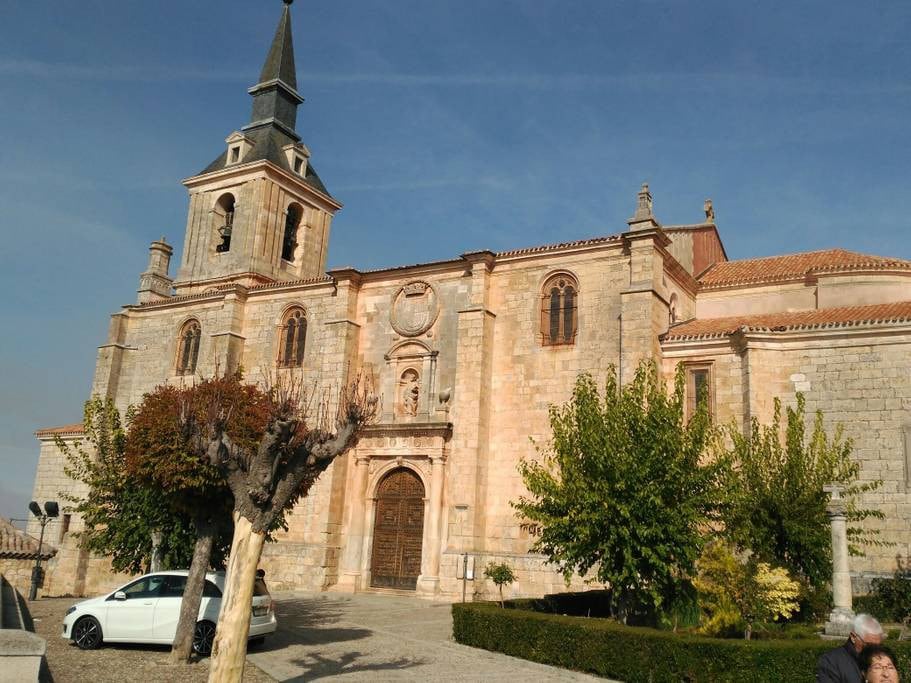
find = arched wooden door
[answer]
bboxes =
[370,468,425,590]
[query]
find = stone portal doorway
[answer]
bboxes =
[370,468,425,590]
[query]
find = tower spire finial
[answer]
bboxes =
[244,0,303,138]
[258,0,297,90]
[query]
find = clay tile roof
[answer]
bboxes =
[663,301,911,341]
[496,234,621,258]
[35,423,84,438]
[0,517,55,560]
[698,248,911,289]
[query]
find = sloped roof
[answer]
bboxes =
[698,249,911,289]
[35,423,84,438]
[0,517,55,560]
[663,300,911,341]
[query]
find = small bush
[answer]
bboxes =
[484,562,517,607]
[452,601,911,683]
[869,569,911,623]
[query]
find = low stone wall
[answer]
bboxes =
[438,550,599,602]
[0,558,35,597]
[0,573,51,682]
[259,541,338,591]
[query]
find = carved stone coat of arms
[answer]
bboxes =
[390,281,439,337]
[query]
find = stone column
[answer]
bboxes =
[418,455,446,595]
[337,455,371,592]
[824,484,855,635]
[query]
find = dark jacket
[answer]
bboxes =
[816,640,862,683]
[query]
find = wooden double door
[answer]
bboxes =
[370,468,425,590]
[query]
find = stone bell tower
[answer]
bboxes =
[174,0,340,295]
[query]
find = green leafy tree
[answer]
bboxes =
[484,562,517,608]
[60,396,213,574]
[723,394,884,590]
[513,361,728,621]
[695,542,800,640]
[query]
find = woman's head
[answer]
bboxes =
[860,644,899,683]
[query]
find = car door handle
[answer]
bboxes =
[143,601,153,605]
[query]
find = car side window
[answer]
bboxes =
[122,575,166,599]
[203,580,222,598]
[161,575,187,598]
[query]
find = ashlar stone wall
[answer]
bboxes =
[664,328,911,578]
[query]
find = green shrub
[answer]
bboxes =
[869,569,911,623]
[484,562,517,607]
[853,594,878,615]
[452,601,911,682]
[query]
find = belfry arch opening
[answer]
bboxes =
[214,193,236,253]
[281,203,303,262]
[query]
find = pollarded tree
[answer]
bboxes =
[124,381,255,663]
[723,394,885,590]
[513,361,728,621]
[181,372,377,682]
[60,396,211,574]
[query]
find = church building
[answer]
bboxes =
[30,1,911,600]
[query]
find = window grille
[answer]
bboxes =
[176,320,201,375]
[278,308,307,367]
[540,275,578,346]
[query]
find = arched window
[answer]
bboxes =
[278,307,307,367]
[281,204,302,262]
[214,193,235,253]
[540,274,578,346]
[176,319,201,375]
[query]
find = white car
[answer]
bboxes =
[61,570,277,655]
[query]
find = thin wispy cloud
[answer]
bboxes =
[4,58,910,97]
[335,176,513,193]
[0,58,252,82]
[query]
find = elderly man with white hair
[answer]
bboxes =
[817,613,885,682]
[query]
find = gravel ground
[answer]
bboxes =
[29,598,275,683]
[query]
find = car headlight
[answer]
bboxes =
[65,606,77,616]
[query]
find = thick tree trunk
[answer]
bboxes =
[208,513,266,683]
[169,518,215,664]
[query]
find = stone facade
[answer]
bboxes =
[29,4,911,601]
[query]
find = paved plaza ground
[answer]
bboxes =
[248,591,610,681]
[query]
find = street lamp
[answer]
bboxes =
[28,500,58,601]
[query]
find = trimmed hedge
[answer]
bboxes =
[452,601,911,682]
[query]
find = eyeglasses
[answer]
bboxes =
[868,662,897,673]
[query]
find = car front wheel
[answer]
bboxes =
[193,620,216,656]
[72,616,103,650]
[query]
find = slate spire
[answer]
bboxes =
[245,0,304,139]
[259,0,297,91]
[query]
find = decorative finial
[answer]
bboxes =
[704,198,715,223]
[633,182,653,221]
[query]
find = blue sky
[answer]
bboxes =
[2,0,910,522]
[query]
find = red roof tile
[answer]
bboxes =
[698,249,911,288]
[0,517,55,559]
[664,301,911,341]
[35,423,84,438]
